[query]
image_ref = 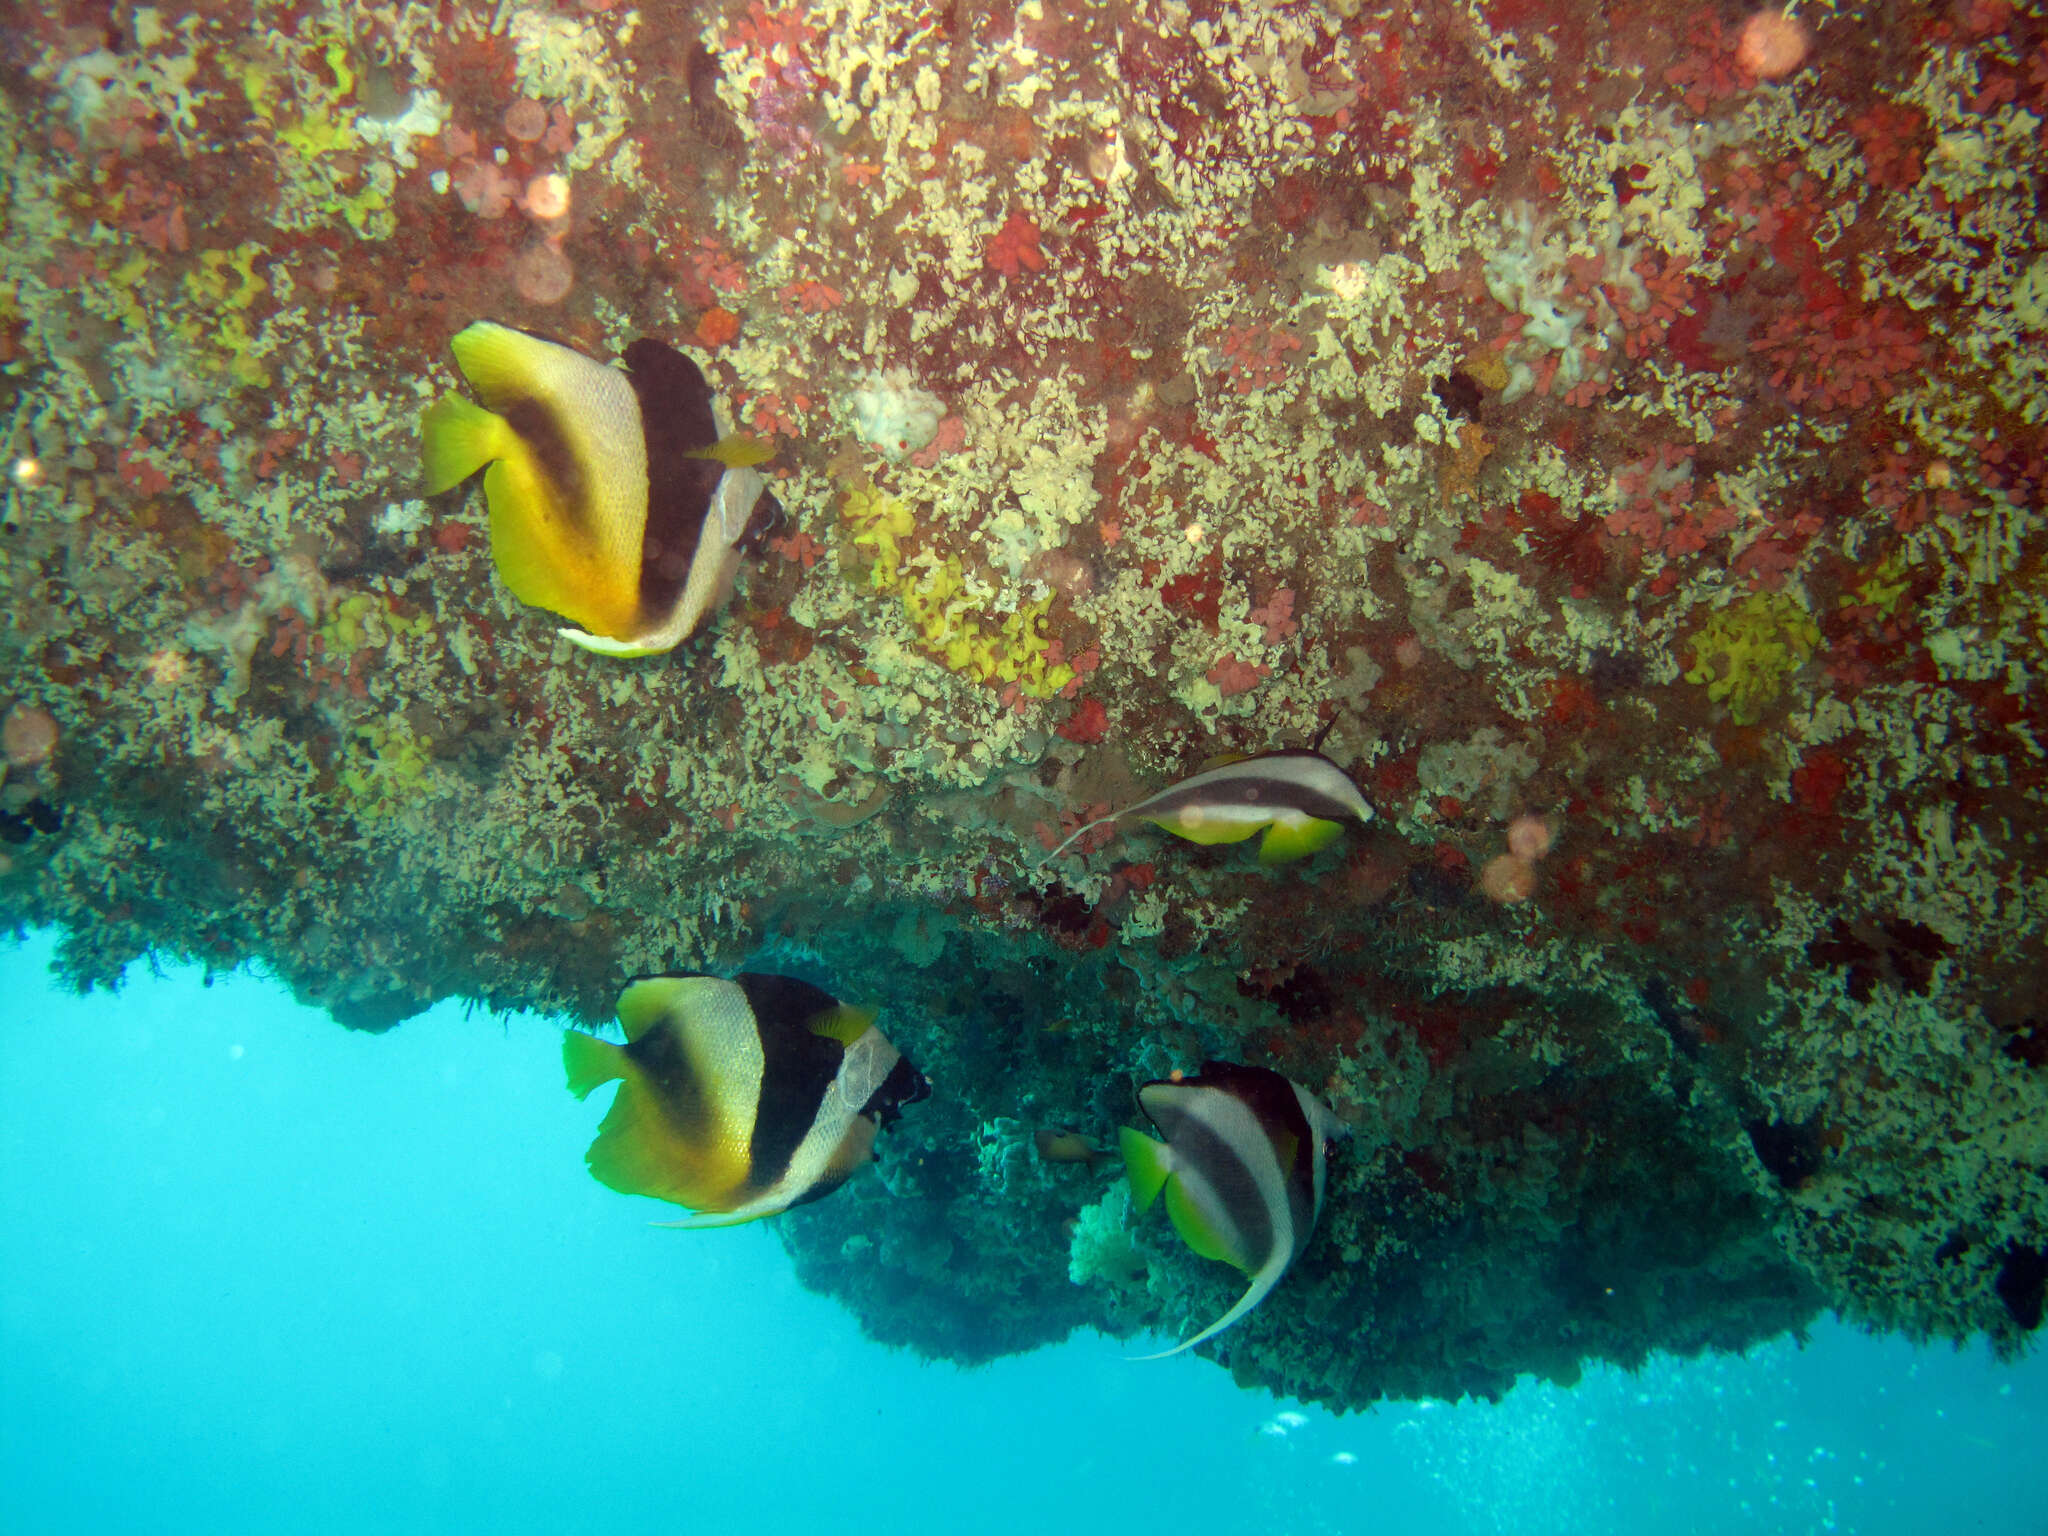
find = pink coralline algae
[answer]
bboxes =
[1247,588,1299,646]
[1609,257,1694,362]
[986,212,1046,278]
[1755,288,1929,413]
[1219,323,1303,394]
[453,157,520,219]
[1732,519,1817,590]
[778,275,844,313]
[1866,452,1970,535]
[1848,102,1930,192]
[1055,696,1110,744]
[692,237,748,295]
[1605,444,1737,560]
[725,2,819,56]
[1663,17,1759,114]
[1207,655,1272,697]
[907,416,967,468]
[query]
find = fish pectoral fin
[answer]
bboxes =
[1119,1127,1173,1213]
[1257,815,1344,865]
[1163,1168,1246,1268]
[561,1029,625,1100]
[419,393,509,494]
[1131,1254,1290,1361]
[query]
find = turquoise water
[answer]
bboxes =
[3,927,2042,1536]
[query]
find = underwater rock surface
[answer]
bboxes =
[2,0,2045,1406]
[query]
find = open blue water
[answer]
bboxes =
[3,926,2042,1536]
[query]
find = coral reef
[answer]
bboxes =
[3,0,2046,1406]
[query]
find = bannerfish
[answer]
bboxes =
[419,321,779,657]
[1120,1060,1347,1358]
[1044,748,1373,866]
[563,972,929,1227]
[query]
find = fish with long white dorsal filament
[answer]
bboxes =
[1044,748,1374,866]
[1121,1060,1348,1358]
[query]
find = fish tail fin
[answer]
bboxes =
[1120,1126,1173,1213]
[419,393,510,494]
[561,1028,626,1101]
[1257,816,1343,865]
[1128,1255,1289,1361]
[1036,814,1121,869]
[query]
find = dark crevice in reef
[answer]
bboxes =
[1994,1244,2048,1334]
[1745,1115,1828,1193]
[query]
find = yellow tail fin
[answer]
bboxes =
[420,393,509,494]
[562,1029,625,1101]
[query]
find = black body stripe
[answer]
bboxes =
[621,1009,717,1144]
[733,972,843,1024]
[747,1016,847,1190]
[1178,1061,1320,1255]
[736,974,851,1190]
[501,396,589,527]
[626,339,725,621]
[1157,1105,1274,1264]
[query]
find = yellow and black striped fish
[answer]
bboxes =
[1046,748,1374,866]
[420,322,778,657]
[563,973,928,1227]
[1120,1060,1346,1357]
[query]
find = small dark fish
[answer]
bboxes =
[1034,1126,1106,1166]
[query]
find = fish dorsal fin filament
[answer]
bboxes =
[1036,811,1124,867]
[1129,1249,1292,1361]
